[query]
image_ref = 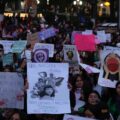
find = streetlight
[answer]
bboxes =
[73,0,83,6]
[37,0,40,4]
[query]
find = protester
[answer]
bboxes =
[0,4,119,120]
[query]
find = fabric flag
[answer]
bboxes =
[74,34,96,51]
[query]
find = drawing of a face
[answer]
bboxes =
[66,51,74,60]
[45,87,54,96]
[38,79,45,88]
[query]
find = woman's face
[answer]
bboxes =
[116,84,120,96]
[75,77,83,88]
[11,113,20,120]
[45,87,54,96]
[88,93,99,105]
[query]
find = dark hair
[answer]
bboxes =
[72,74,83,90]
[88,90,101,101]
[0,44,3,49]
[116,81,120,88]
[40,85,55,97]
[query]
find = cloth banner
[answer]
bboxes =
[74,34,96,51]
[0,72,24,109]
[27,63,71,114]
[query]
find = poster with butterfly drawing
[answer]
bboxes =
[27,63,71,114]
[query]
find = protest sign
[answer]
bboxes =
[82,30,93,35]
[3,53,13,66]
[104,46,120,51]
[27,32,40,48]
[97,30,107,43]
[27,63,71,114]
[79,63,100,73]
[64,45,79,65]
[0,72,24,109]
[33,49,49,62]
[63,114,95,120]
[12,40,27,53]
[98,49,120,88]
[38,27,56,40]
[74,34,96,51]
[33,43,54,57]
[0,40,15,54]
[71,31,81,44]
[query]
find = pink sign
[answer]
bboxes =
[74,34,96,51]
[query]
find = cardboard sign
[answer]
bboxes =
[27,63,71,114]
[0,72,24,109]
[27,32,40,48]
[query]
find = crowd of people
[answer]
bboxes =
[0,4,120,120]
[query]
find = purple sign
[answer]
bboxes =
[33,49,49,63]
[38,27,56,40]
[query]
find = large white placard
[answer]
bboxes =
[33,43,54,57]
[0,72,24,109]
[98,49,120,88]
[63,114,95,120]
[27,63,71,114]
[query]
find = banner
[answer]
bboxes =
[33,43,54,57]
[74,34,96,51]
[12,40,27,53]
[0,40,15,54]
[3,53,13,66]
[98,49,120,88]
[64,45,79,65]
[27,63,71,114]
[33,49,49,62]
[63,114,95,120]
[0,72,24,109]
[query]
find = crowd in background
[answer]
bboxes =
[0,4,120,120]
